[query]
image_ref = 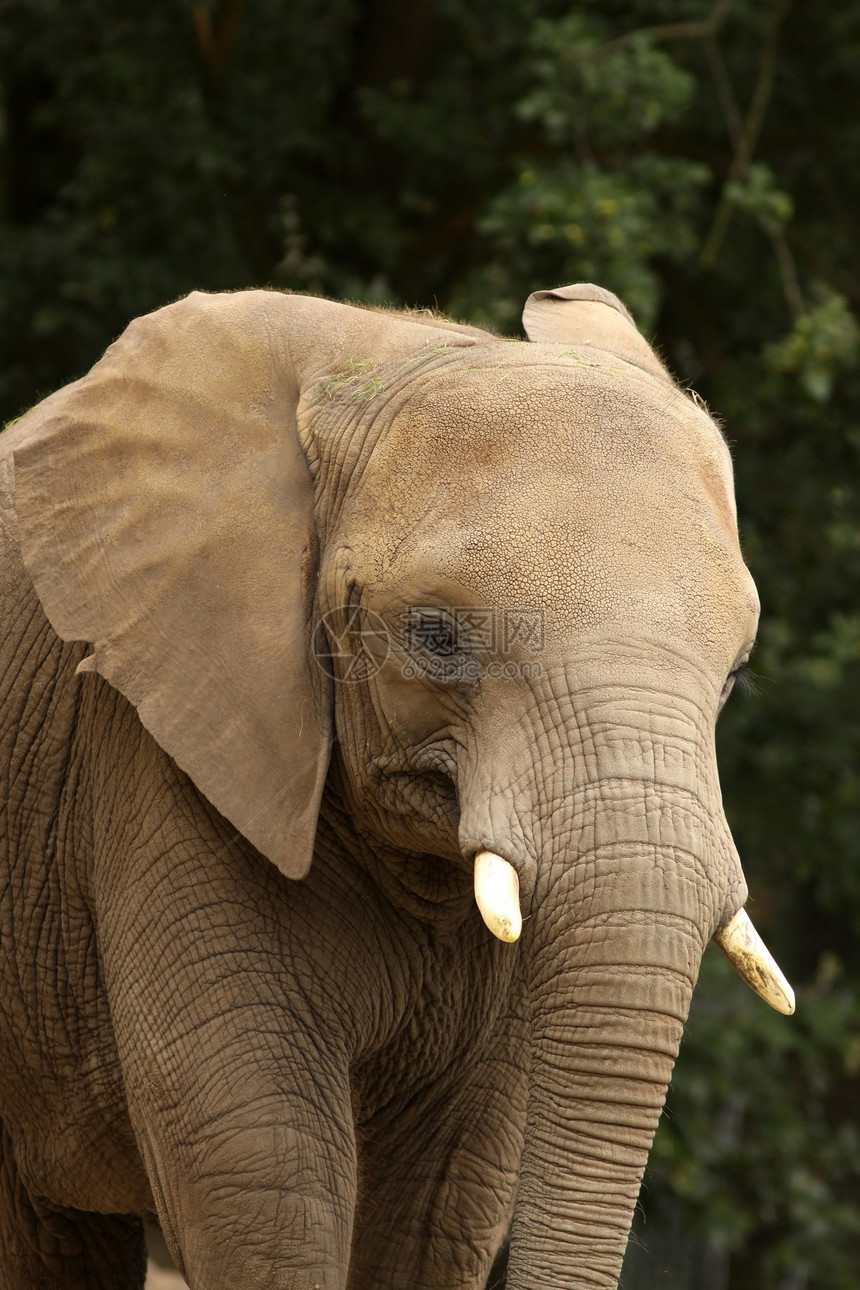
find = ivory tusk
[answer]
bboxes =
[474,851,522,943]
[713,908,796,1015]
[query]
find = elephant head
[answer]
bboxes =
[9,283,792,1289]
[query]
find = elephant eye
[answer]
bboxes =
[405,610,463,658]
[719,660,756,711]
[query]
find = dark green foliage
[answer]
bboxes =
[2,2,858,1285]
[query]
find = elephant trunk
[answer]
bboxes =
[503,799,725,1288]
[457,665,786,1286]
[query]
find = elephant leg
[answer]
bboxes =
[348,1034,527,1290]
[0,1124,146,1290]
[92,803,359,1288]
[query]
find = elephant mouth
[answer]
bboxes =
[368,752,460,835]
[369,747,795,1012]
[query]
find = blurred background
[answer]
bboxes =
[2,2,859,1287]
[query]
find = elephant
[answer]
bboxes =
[0,281,794,1290]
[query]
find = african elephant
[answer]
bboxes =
[0,283,793,1290]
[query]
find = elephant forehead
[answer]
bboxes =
[376,349,734,511]
[349,355,757,658]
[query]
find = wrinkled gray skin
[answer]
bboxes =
[0,285,758,1289]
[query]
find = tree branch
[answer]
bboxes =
[593,0,734,60]
[192,0,246,82]
[705,36,744,149]
[702,12,804,315]
[771,230,806,319]
[700,0,791,267]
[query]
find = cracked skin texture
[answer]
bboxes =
[1,284,757,1289]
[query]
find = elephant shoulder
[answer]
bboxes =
[0,442,90,806]
[0,442,42,656]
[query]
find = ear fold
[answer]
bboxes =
[522,282,673,383]
[12,290,487,879]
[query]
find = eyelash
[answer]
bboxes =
[727,665,758,706]
[730,662,758,696]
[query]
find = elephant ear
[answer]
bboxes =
[522,282,673,382]
[12,290,487,878]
